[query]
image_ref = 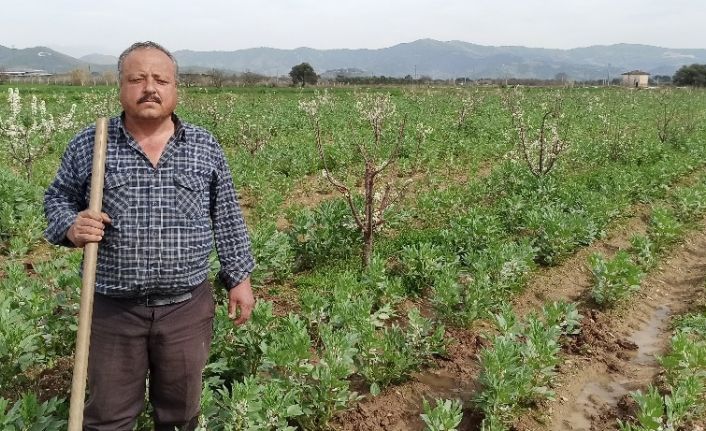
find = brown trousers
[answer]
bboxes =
[83,281,214,431]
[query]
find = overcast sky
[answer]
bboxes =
[2,0,704,57]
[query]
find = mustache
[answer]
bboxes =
[137,94,162,104]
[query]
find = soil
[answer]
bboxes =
[519,228,706,431]
[333,207,706,430]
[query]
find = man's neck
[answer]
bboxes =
[123,115,175,142]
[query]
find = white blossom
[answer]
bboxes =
[0,88,76,179]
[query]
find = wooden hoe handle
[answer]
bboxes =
[68,118,109,430]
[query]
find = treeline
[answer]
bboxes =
[333,75,600,87]
[673,64,706,87]
[4,64,705,88]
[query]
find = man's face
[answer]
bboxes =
[119,48,177,122]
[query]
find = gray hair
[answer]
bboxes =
[117,41,178,84]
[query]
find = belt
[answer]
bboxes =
[131,291,193,307]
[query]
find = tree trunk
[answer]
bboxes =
[362,228,373,269]
[362,163,375,269]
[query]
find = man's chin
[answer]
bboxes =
[130,109,168,120]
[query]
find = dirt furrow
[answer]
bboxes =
[516,227,706,431]
[333,209,658,430]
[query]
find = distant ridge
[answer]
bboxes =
[0,45,89,73]
[2,40,705,80]
[80,53,118,65]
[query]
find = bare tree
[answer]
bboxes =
[456,88,483,129]
[503,87,568,177]
[210,69,227,88]
[300,92,428,268]
[70,69,89,86]
[240,71,267,86]
[101,70,117,86]
[655,88,697,146]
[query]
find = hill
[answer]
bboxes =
[80,53,118,65]
[0,46,88,73]
[2,40,705,80]
[172,40,706,80]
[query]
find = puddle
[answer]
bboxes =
[628,305,670,365]
[553,304,672,430]
[558,380,625,431]
[415,370,475,396]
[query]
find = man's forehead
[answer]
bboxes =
[124,49,174,67]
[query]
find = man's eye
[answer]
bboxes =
[129,78,143,83]
[157,80,169,85]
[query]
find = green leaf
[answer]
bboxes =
[370,382,381,396]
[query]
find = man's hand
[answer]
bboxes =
[228,277,255,325]
[66,210,112,248]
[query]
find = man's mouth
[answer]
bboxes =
[138,95,161,104]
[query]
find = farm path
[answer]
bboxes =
[335,186,706,431]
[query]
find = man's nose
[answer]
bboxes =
[143,77,157,92]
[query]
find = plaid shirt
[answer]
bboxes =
[44,114,255,297]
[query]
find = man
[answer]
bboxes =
[44,41,255,430]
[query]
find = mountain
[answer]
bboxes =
[80,53,118,65]
[2,40,705,80]
[0,45,113,73]
[0,45,83,72]
[172,40,706,80]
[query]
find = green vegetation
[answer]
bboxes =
[475,302,582,430]
[1,84,705,429]
[289,62,319,87]
[589,251,644,306]
[673,63,706,87]
[589,171,706,307]
[420,398,464,431]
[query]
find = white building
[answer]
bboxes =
[621,70,650,88]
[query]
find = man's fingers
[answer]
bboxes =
[228,278,255,325]
[79,218,106,230]
[228,300,237,319]
[78,209,105,221]
[228,297,255,325]
[75,226,105,241]
[68,210,110,247]
[234,302,253,325]
[81,225,106,237]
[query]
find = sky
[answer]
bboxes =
[2,0,704,58]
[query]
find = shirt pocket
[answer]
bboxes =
[174,173,208,220]
[101,172,130,219]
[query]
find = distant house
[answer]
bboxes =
[0,69,52,77]
[621,70,650,88]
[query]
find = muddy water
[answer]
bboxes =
[553,304,672,431]
[631,305,670,365]
[416,370,472,396]
[559,381,625,431]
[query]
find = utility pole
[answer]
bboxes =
[607,63,611,86]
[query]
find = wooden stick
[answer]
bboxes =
[68,117,109,431]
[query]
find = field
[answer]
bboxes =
[1,83,706,430]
